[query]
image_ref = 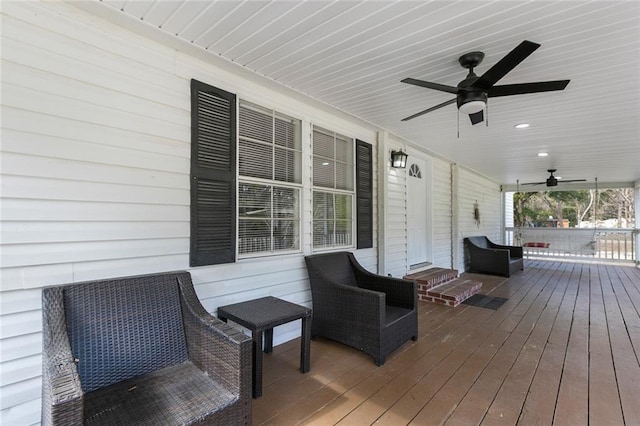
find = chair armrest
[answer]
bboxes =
[506,245,523,258]
[42,288,83,426]
[353,268,416,309]
[487,241,523,258]
[178,275,252,400]
[469,246,510,265]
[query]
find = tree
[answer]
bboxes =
[513,188,634,228]
[513,192,540,226]
[546,190,591,226]
[598,188,635,227]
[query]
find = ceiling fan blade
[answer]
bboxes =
[520,181,546,185]
[469,110,484,125]
[401,98,456,121]
[488,80,570,97]
[473,40,540,90]
[401,78,459,94]
[559,179,587,183]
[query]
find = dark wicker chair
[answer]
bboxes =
[41,271,252,426]
[464,236,524,277]
[304,252,417,366]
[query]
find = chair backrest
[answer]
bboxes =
[305,251,359,287]
[466,236,489,249]
[47,272,190,393]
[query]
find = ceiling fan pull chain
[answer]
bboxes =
[457,109,460,138]
[486,101,489,127]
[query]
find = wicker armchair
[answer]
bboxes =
[464,236,524,277]
[41,271,252,426]
[304,252,417,366]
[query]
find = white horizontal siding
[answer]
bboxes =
[1,398,41,426]
[456,167,503,271]
[384,138,408,278]
[0,2,509,423]
[0,2,381,423]
[432,158,453,269]
[1,333,42,363]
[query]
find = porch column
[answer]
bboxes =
[635,180,640,265]
[451,163,460,270]
[377,130,388,275]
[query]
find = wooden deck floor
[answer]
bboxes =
[253,260,640,425]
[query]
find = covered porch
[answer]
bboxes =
[2,1,639,424]
[255,260,640,425]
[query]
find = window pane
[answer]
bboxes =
[274,186,299,219]
[335,220,352,246]
[239,104,272,143]
[274,147,301,183]
[313,220,334,248]
[313,191,334,219]
[239,184,271,218]
[334,194,352,220]
[239,139,272,180]
[313,157,335,188]
[239,219,271,254]
[274,220,299,251]
[313,191,353,249]
[275,115,299,150]
[313,129,334,158]
[335,161,354,190]
[335,134,353,163]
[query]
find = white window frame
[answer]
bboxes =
[311,126,356,250]
[237,100,303,258]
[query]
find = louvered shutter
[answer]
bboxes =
[356,140,373,249]
[190,79,236,266]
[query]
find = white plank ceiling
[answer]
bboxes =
[98,0,639,188]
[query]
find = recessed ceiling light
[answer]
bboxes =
[537,152,548,157]
[322,162,329,166]
[515,123,530,129]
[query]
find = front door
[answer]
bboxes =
[407,156,432,267]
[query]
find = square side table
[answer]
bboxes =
[217,296,312,398]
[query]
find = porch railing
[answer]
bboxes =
[505,227,637,262]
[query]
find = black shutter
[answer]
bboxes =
[356,139,373,249]
[190,79,236,266]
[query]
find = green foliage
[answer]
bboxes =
[513,188,634,228]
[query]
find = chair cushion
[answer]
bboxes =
[523,242,550,248]
[84,361,237,426]
[385,305,414,326]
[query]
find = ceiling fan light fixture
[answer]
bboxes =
[458,100,485,115]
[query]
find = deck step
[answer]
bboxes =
[404,267,459,293]
[423,278,483,307]
[404,268,483,307]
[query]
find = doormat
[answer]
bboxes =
[462,294,508,310]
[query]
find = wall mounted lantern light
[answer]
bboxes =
[390,150,408,169]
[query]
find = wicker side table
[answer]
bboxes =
[217,296,312,398]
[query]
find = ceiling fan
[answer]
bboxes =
[521,169,587,187]
[401,40,570,124]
